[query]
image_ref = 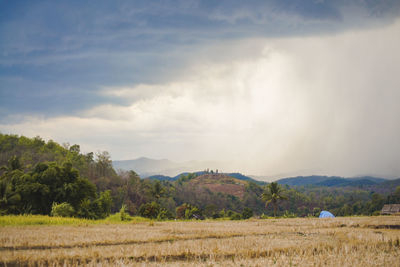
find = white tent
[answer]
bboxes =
[319,210,335,218]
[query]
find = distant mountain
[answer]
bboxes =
[147,171,266,185]
[277,175,387,187]
[277,176,336,186]
[315,178,378,187]
[348,176,387,183]
[113,157,223,177]
[225,173,267,185]
[146,171,205,181]
[146,174,175,181]
[113,157,175,175]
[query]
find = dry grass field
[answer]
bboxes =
[1,216,400,266]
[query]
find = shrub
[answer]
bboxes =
[51,202,75,217]
[76,191,112,220]
[157,208,174,220]
[138,202,160,219]
[185,206,201,219]
[119,204,130,221]
[212,213,221,219]
[242,208,253,219]
[372,210,381,216]
[176,203,202,219]
[228,213,242,220]
[282,210,296,218]
[313,207,321,217]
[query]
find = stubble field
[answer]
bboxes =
[1,216,399,266]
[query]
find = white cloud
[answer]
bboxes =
[2,19,400,178]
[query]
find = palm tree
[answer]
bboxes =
[261,182,287,217]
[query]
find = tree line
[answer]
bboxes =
[1,133,399,219]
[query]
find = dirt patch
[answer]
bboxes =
[188,174,246,198]
[202,183,245,198]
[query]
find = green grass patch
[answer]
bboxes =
[0,214,151,226]
[0,215,96,226]
[102,212,151,223]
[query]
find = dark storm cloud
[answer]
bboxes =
[0,0,399,120]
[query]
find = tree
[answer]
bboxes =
[138,201,160,219]
[242,207,253,219]
[76,190,112,219]
[95,151,115,178]
[151,180,165,200]
[0,178,21,214]
[261,182,287,217]
[0,156,23,181]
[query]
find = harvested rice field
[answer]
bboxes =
[1,216,400,266]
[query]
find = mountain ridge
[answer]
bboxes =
[276,175,389,187]
[147,171,267,185]
[113,157,225,177]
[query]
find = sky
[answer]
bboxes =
[1,0,400,178]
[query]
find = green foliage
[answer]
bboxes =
[176,203,202,219]
[0,176,22,215]
[387,186,400,204]
[185,206,201,219]
[282,210,296,218]
[119,204,129,221]
[0,214,95,226]
[157,208,174,220]
[1,133,399,220]
[313,207,321,217]
[0,160,98,216]
[0,214,150,226]
[138,201,160,219]
[76,190,112,219]
[242,207,253,219]
[262,182,288,217]
[51,202,75,217]
[103,213,148,223]
[176,173,197,185]
[228,210,242,220]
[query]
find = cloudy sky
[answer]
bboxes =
[1,0,400,178]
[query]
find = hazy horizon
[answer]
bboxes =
[113,156,399,180]
[1,1,400,178]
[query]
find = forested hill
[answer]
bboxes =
[148,172,266,185]
[277,175,387,187]
[1,133,400,220]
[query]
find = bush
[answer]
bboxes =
[157,208,174,220]
[228,210,242,220]
[242,208,253,219]
[211,213,221,219]
[372,210,381,216]
[313,207,321,217]
[51,202,75,217]
[176,203,202,219]
[282,210,296,218]
[119,204,130,221]
[138,202,160,219]
[185,206,201,219]
[76,191,112,220]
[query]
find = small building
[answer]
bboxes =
[381,204,400,215]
